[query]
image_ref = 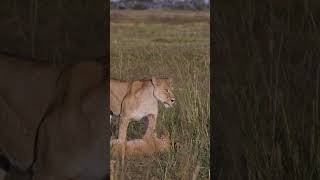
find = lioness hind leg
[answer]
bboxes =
[110,115,130,180]
[110,115,130,144]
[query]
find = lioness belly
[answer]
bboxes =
[131,103,158,121]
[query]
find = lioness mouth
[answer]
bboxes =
[164,102,172,108]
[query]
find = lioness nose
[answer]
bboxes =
[171,98,176,103]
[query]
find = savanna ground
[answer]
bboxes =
[110,10,210,179]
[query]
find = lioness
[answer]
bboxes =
[110,77,175,156]
[0,53,108,180]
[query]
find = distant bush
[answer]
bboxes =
[192,0,207,10]
[131,2,149,10]
[171,2,195,10]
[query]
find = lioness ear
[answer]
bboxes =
[152,76,157,87]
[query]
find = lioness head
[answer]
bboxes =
[152,76,176,108]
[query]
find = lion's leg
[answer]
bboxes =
[110,114,129,144]
[143,114,157,139]
[113,115,129,180]
[142,114,171,153]
[118,116,129,143]
[111,115,171,156]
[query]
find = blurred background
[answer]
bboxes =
[111,0,209,10]
[0,0,107,63]
[213,0,320,179]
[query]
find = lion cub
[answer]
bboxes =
[110,76,175,156]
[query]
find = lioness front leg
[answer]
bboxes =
[111,114,171,156]
[118,116,129,144]
[143,114,171,153]
[143,114,157,139]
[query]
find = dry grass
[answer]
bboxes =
[111,10,209,180]
[213,1,320,179]
[111,10,209,24]
[0,1,106,63]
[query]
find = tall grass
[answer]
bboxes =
[213,1,320,179]
[111,10,210,179]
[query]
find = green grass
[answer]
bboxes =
[111,10,210,180]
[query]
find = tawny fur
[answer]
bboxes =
[111,114,171,157]
[110,77,176,157]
